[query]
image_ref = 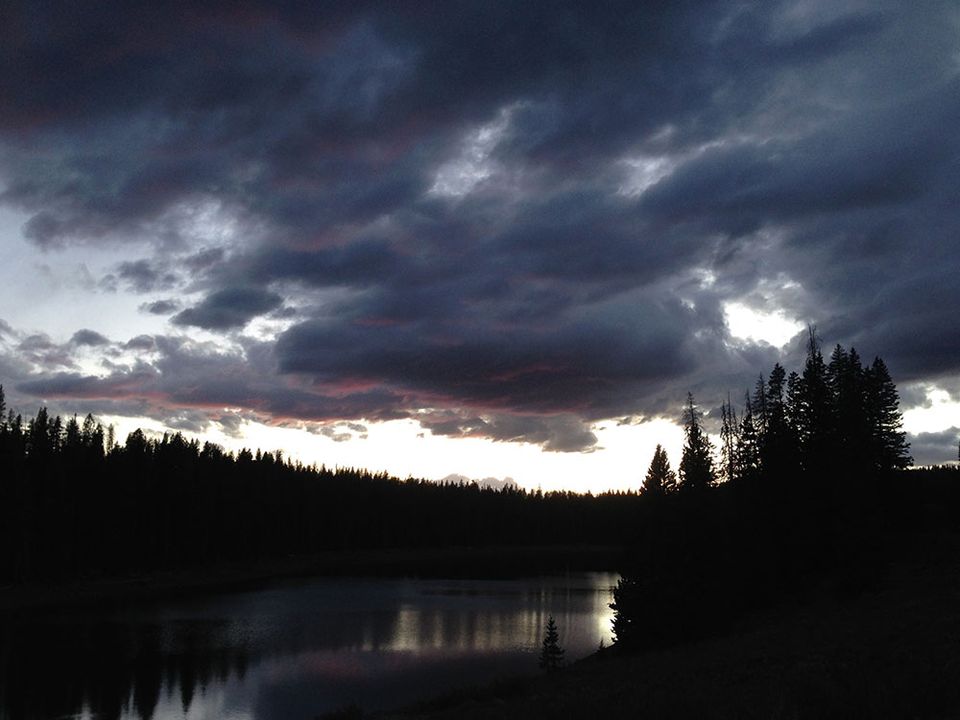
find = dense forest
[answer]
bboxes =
[0,386,641,583]
[611,331,960,650]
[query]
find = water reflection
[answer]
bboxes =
[0,572,617,720]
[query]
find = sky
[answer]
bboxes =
[0,1,958,491]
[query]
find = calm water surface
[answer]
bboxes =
[0,572,618,719]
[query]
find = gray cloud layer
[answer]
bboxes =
[1,2,958,455]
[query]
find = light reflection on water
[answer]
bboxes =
[0,572,618,720]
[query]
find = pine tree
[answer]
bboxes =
[81,414,98,448]
[752,375,769,449]
[64,415,82,450]
[766,364,787,420]
[538,615,565,671]
[825,344,848,397]
[28,407,51,458]
[865,356,911,471]
[641,444,677,497]
[48,415,64,453]
[737,390,761,482]
[763,363,793,476]
[828,346,870,474]
[719,395,739,484]
[795,327,834,473]
[679,393,715,491]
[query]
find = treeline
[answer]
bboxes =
[612,331,957,650]
[641,331,911,499]
[0,387,638,583]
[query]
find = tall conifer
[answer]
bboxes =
[679,393,715,491]
[642,444,677,497]
[737,390,761,482]
[763,363,793,476]
[865,357,911,471]
[720,395,739,484]
[796,328,834,473]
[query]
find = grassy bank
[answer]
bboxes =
[383,530,960,719]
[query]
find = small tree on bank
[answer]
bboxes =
[642,444,677,497]
[539,615,565,671]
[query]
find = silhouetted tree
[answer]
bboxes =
[719,395,739,484]
[612,343,929,660]
[785,370,802,432]
[641,444,676,497]
[27,407,51,458]
[679,393,715,491]
[762,363,795,477]
[64,415,81,450]
[827,345,871,475]
[795,327,835,473]
[737,391,761,483]
[752,375,768,448]
[49,414,63,453]
[865,356,911,471]
[538,615,564,671]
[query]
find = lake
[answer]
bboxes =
[0,571,619,719]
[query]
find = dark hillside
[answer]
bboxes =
[390,521,960,720]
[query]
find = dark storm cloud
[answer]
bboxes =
[279,295,692,404]
[172,287,283,330]
[217,413,246,438]
[909,428,960,466]
[420,411,598,453]
[17,334,76,370]
[17,370,148,399]
[1,324,411,434]
[184,247,226,272]
[70,329,110,347]
[163,409,212,434]
[2,1,959,450]
[309,425,355,443]
[125,334,157,351]
[113,260,179,294]
[139,299,181,315]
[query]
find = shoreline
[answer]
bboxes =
[379,530,960,719]
[0,544,621,612]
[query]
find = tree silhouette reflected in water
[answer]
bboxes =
[0,574,615,719]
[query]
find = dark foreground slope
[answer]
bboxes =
[388,529,960,720]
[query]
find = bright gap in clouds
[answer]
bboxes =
[619,155,675,195]
[0,207,169,342]
[903,388,960,435]
[241,417,684,494]
[100,414,684,494]
[724,302,803,347]
[429,108,512,197]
